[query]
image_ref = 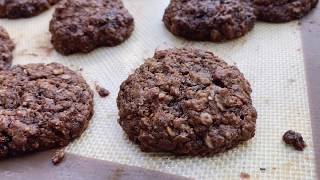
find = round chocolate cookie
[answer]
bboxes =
[0,0,60,19]
[253,0,318,22]
[49,0,134,55]
[0,63,94,158]
[117,48,257,156]
[0,26,14,71]
[163,0,256,42]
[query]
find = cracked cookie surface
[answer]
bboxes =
[0,0,60,19]
[0,63,93,158]
[49,0,134,55]
[163,0,256,41]
[117,48,257,156]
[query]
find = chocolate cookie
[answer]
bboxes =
[163,0,256,42]
[253,0,318,22]
[0,0,60,19]
[0,26,14,71]
[0,63,94,158]
[117,48,257,156]
[49,0,134,55]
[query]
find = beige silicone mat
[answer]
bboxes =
[0,0,316,179]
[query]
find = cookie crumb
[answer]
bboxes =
[240,172,250,179]
[260,168,266,172]
[283,130,306,151]
[96,85,110,97]
[51,148,66,165]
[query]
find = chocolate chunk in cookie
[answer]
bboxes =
[49,0,134,55]
[163,0,256,42]
[0,26,14,70]
[0,63,94,159]
[253,0,318,23]
[117,48,257,156]
[0,0,60,19]
[283,130,306,151]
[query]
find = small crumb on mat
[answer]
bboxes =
[259,168,266,172]
[240,172,250,179]
[51,148,66,165]
[96,84,110,97]
[283,130,306,151]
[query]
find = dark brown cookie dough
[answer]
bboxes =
[163,0,256,42]
[0,26,14,71]
[117,48,257,156]
[0,0,60,19]
[253,0,318,23]
[283,130,306,151]
[0,63,94,159]
[49,0,134,55]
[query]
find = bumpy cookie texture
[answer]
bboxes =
[0,63,94,158]
[163,0,256,42]
[49,0,134,55]
[117,48,257,155]
[253,0,318,22]
[0,26,14,71]
[0,0,60,19]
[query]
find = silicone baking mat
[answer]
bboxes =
[0,0,317,179]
